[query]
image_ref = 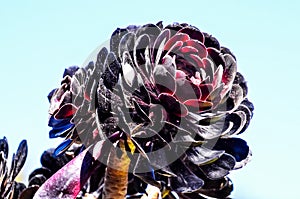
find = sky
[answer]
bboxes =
[1,1,300,198]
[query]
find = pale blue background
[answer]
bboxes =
[1,1,299,198]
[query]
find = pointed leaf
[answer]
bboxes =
[11,140,27,180]
[33,146,102,199]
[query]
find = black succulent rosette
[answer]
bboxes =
[0,137,27,199]
[46,22,254,198]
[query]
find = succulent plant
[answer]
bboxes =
[0,137,27,199]
[42,21,254,199]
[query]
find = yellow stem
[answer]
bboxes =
[102,140,130,199]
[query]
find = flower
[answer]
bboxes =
[0,137,27,199]
[46,21,254,198]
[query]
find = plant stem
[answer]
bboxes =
[102,140,130,199]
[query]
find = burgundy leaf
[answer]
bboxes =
[164,33,190,52]
[185,40,207,58]
[54,103,77,120]
[158,93,188,117]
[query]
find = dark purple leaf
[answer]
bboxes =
[28,175,47,187]
[48,116,71,128]
[40,148,71,172]
[169,159,204,193]
[53,139,74,157]
[47,89,57,102]
[28,167,52,180]
[207,48,225,69]
[0,137,8,159]
[19,186,39,199]
[175,79,200,102]
[203,33,220,50]
[178,27,204,43]
[222,54,237,86]
[214,138,250,162]
[185,147,224,166]
[152,29,171,63]
[200,153,235,180]
[102,52,122,90]
[49,123,74,138]
[198,177,233,198]
[133,155,161,188]
[158,93,188,117]
[96,47,108,74]
[12,182,26,199]
[118,32,136,60]
[63,66,79,78]
[54,103,77,119]
[11,140,27,180]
